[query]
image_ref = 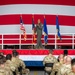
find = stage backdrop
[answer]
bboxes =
[0,0,75,34]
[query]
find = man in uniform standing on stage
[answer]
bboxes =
[35,19,43,49]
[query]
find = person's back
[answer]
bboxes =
[0,65,13,75]
[12,51,20,68]
[12,51,30,75]
[68,58,75,75]
[57,56,72,75]
[51,54,64,75]
[12,56,19,68]
[16,54,30,75]
[60,64,71,75]
[68,72,75,75]
[0,67,9,75]
[0,55,13,75]
[11,51,21,75]
[6,54,16,72]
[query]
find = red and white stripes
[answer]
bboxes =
[0,1,75,36]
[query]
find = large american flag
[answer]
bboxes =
[0,0,75,34]
[0,0,75,66]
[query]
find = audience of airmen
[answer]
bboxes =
[43,50,75,75]
[0,50,30,75]
[0,49,75,75]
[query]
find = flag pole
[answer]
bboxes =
[19,32,21,49]
[56,15,61,49]
[19,14,23,49]
[32,14,34,49]
[32,31,34,49]
[43,14,48,49]
[55,34,57,49]
[44,15,45,49]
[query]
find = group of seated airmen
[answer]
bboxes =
[0,50,29,75]
[43,50,75,75]
[0,49,75,75]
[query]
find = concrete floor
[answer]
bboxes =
[27,67,48,75]
[30,71,44,75]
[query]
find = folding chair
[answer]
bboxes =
[44,63,54,75]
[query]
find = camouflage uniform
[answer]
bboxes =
[5,60,16,72]
[51,61,63,75]
[0,64,13,75]
[43,54,57,72]
[68,71,75,75]
[17,58,30,75]
[11,57,20,75]
[12,57,29,75]
[57,64,71,75]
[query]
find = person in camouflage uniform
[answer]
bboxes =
[5,54,16,75]
[11,51,21,75]
[0,55,13,75]
[12,51,29,75]
[0,52,4,56]
[16,52,30,75]
[68,58,75,75]
[43,50,57,74]
[57,56,72,75]
[35,19,43,49]
[51,54,64,75]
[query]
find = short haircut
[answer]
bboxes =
[0,55,6,64]
[64,50,68,56]
[12,52,19,57]
[49,49,54,54]
[0,52,4,56]
[6,54,12,60]
[12,50,17,54]
[71,58,75,66]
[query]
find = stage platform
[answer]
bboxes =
[0,49,75,66]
